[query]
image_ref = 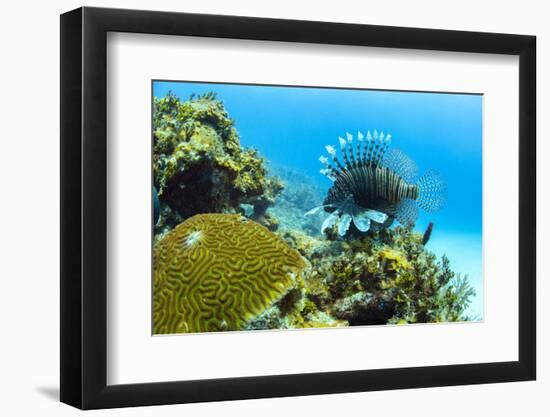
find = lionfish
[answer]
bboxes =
[305,130,446,236]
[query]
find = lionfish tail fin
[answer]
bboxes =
[417,170,447,212]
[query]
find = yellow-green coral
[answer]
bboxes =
[153,92,283,234]
[377,246,411,272]
[153,213,307,334]
[275,226,476,326]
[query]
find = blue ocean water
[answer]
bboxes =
[154,81,483,319]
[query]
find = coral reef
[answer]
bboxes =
[151,91,476,332]
[153,213,307,334]
[237,223,475,330]
[273,225,476,326]
[153,92,282,236]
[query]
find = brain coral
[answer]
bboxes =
[153,213,307,334]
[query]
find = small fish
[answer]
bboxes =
[153,186,160,225]
[306,131,446,237]
[422,222,434,245]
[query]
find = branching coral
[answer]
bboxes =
[153,213,307,334]
[153,92,283,235]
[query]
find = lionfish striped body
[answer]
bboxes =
[326,165,419,208]
[306,130,446,237]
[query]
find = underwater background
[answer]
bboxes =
[152,80,483,334]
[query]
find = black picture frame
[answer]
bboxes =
[60,6,536,410]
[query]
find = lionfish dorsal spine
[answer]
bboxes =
[338,136,352,167]
[319,155,338,177]
[374,133,391,165]
[319,145,342,180]
[363,131,372,162]
[346,143,355,167]
[356,131,364,164]
[326,144,345,172]
[345,132,357,167]
[320,129,395,182]
[366,130,380,165]
[371,135,382,165]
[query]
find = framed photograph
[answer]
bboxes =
[60,6,536,409]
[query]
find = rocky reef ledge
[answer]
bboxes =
[262,225,476,329]
[153,92,282,237]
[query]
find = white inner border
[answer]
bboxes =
[106,32,519,385]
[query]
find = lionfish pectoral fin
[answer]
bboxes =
[321,211,340,233]
[337,214,352,236]
[363,209,388,224]
[352,214,371,232]
[304,204,332,216]
[381,148,419,183]
[395,199,419,227]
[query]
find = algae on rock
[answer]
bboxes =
[274,226,476,327]
[153,92,283,235]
